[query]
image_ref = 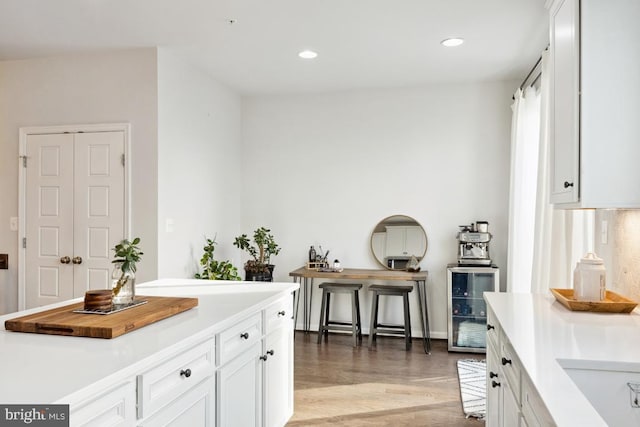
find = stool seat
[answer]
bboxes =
[368,284,413,293]
[317,282,363,347]
[319,283,363,292]
[368,284,413,350]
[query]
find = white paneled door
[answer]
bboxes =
[24,131,125,308]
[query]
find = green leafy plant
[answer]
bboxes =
[112,237,143,296]
[233,227,280,273]
[194,236,241,281]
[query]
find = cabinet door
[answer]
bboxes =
[485,344,501,427]
[71,381,136,427]
[139,377,214,427]
[218,342,262,427]
[264,327,293,427]
[549,0,580,204]
[404,226,426,258]
[502,380,522,427]
[385,227,406,257]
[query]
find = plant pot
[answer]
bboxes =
[245,265,275,282]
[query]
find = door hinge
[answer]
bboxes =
[121,154,125,167]
[20,156,27,168]
[22,237,26,249]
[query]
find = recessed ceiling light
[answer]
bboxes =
[441,38,464,47]
[298,50,318,59]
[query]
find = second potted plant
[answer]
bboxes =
[233,227,280,281]
[111,237,143,305]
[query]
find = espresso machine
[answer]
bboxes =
[457,221,492,266]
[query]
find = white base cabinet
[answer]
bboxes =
[58,283,298,427]
[485,306,553,426]
[217,342,263,427]
[217,294,294,427]
[264,326,293,427]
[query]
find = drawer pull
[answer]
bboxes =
[492,380,501,388]
[564,181,574,188]
[487,324,495,331]
[501,357,512,366]
[240,332,249,340]
[278,310,286,317]
[267,349,275,356]
[489,371,498,379]
[260,355,268,361]
[180,368,192,378]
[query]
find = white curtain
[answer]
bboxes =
[507,85,541,292]
[509,51,594,293]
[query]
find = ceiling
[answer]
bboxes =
[0,0,549,95]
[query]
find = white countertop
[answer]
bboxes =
[485,292,640,426]
[0,279,298,405]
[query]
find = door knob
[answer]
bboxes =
[60,256,71,264]
[72,256,83,265]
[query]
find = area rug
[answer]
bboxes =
[456,359,486,419]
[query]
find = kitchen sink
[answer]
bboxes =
[558,359,640,427]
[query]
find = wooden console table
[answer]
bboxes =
[289,267,431,354]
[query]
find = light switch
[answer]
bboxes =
[9,217,18,231]
[165,218,174,233]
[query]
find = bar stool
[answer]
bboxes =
[368,284,413,350]
[317,283,363,347]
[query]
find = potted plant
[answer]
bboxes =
[194,236,241,281]
[111,237,143,305]
[233,227,280,281]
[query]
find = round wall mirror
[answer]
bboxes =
[370,215,428,270]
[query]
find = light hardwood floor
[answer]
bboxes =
[287,332,485,426]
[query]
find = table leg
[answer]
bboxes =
[307,278,314,333]
[416,280,431,354]
[293,277,302,333]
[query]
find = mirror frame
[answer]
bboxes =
[370,214,428,270]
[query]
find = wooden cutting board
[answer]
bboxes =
[4,296,198,339]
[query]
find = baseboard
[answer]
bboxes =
[295,323,447,340]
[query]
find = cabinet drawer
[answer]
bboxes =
[500,339,521,405]
[137,338,215,419]
[264,296,293,334]
[521,373,555,427]
[486,307,499,350]
[218,313,262,365]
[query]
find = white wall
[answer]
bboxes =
[0,49,159,314]
[241,82,515,338]
[157,49,243,278]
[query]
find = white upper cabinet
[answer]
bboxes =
[549,0,640,208]
[385,226,426,258]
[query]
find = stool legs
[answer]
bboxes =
[403,292,412,350]
[351,289,362,347]
[368,292,379,349]
[317,289,328,344]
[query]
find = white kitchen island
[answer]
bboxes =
[0,279,298,427]
[485,291,640,427]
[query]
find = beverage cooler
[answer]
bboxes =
[447,265,499,353]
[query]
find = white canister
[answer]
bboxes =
[573,252,606,301]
